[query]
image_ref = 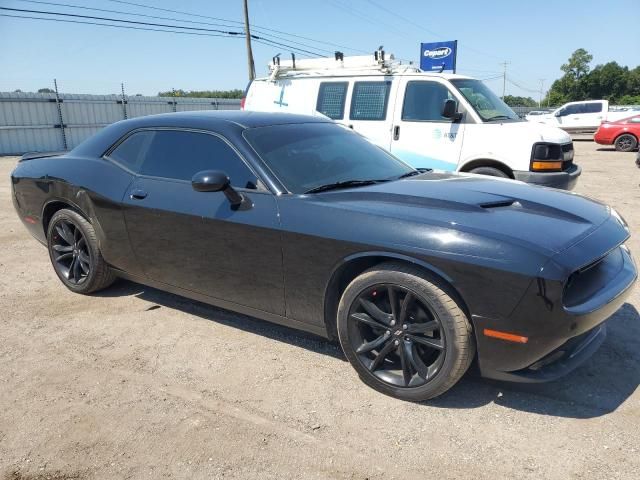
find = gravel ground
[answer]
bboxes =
[0,141,638,480]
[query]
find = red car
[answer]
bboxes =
[594,114,640,151]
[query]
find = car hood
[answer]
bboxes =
[308,173,610,256]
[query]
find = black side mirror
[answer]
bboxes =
[442,99,462,121]
[192,170,250,210]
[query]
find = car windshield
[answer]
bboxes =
[244,123,415,194]
[451,79,520,122]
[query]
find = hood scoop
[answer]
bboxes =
[480,199,518,209]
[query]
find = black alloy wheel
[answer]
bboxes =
[47,209,115,294]
[614,134,637,152]
[337,263,474,401]
[348,284,446,388]
[51,219,91,285]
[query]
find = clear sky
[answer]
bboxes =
[1,0,639,99]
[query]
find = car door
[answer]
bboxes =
[556,103,582,129]
[345,78,395,150]
[118,128,285,316]
[389,78,465,170]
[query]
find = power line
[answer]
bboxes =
[0,7,327,57]
[14,0,336,55]
[103,0,368,54]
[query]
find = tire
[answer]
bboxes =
[337,262,475,401]
[47,208,115,294]
[614,134,637,152]
[468,166,509,178]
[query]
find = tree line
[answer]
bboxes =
[502,49,640,108]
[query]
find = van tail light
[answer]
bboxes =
[240,97,246,110]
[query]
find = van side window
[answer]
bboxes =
[316,82,348,120]
[350,81,391,121]
[402,81,454,122]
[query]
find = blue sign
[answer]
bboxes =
[420,41,457,73]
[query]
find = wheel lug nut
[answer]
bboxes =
[385,330,390,336]
[390,320,396,326]
[394,340,400,346]
[402,324,408,330]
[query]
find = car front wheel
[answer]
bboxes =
[337,263,475,401]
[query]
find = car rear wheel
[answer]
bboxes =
[614,134,637,152]
[337,263,475,401]
[468,166,509,178]
[47,209,115,294]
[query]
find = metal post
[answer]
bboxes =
[500,61,509,100]
[53,78,68,150]
[243,0,256,81]
[121,82,128,119]
[171,88,177,112]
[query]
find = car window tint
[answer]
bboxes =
[244,123,413,194]
[140,130,257,188]
[109,130,154,172]
[316,82,348,120]
[584,103,603,113]
[349,82,391,121]
[402,81,454,121]
[564,104,579,115]
[629,116,640,123]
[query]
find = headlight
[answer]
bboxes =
[530,143,564,172]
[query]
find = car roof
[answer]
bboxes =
[122,110,330,129]
[70,111,331,158]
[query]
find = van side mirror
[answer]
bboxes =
[192,170,250,210]
[442,99,462,121]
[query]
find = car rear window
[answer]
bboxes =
[316,82,348,120]
[349,81,391,121]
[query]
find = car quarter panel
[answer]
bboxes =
[11,155,139,274]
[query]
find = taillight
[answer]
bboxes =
[240,97,246,110]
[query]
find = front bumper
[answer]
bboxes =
[513,164,581,191]
[474,216,636,383]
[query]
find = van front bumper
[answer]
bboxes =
[513,164,581,191]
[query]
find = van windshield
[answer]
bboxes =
[451,79,520,122]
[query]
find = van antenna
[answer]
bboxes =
[291,53,296,69]
[272,53,281,66]
[334,51,344,61]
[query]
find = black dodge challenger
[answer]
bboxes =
[11,111,637,401]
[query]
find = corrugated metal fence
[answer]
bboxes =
[0,92,241,155]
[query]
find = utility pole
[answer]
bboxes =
[538,79,545,108]
[242,0,256,81]
[500,61,510,100]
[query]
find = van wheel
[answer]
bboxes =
[468,166,509,178]
[614,134,637,152]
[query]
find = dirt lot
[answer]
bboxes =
[0,142,638,480]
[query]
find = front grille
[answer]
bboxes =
[563,248,623,308]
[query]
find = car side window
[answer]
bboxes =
[139,130,258,188]
[564,104,579,115]
[629,117,640,123]
[402,81,455,122]
[108,130,154,172]
[316,82,348,120]
[584,103,603,113]
[350,81,391,121]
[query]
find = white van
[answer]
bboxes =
[531,100,631,133]
[244,52,580,190]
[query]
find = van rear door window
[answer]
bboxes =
[349,81,391,121]
[316,82,348,120]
